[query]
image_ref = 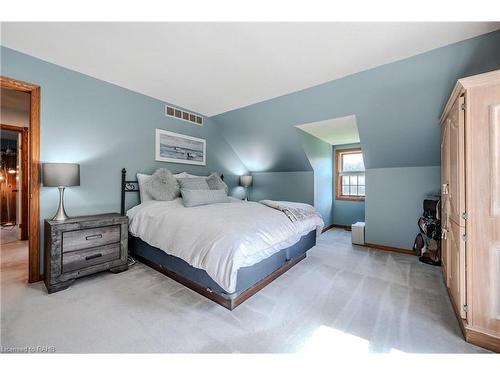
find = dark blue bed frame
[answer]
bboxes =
[120,168,317,310]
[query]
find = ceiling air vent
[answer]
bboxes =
[165,105,203,126]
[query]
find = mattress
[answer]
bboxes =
[127,197,323,293]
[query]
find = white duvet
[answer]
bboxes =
[127,198,324,293]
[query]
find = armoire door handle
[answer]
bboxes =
[441,228,448,240]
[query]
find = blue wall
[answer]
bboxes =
[365,167,441,249]
[2,30,500,263]
[244,128,333,224]
[297,129,333,224]
[212,30,500,248]
[249,171,314,205]
[0,46,247,270]
[332,143,365,226]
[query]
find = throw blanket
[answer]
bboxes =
[260,200,323,225]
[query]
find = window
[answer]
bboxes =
[336,148,365,201]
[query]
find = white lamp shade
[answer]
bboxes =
[42,163,80,187]
[240,175,253,188]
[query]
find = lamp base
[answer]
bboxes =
[52,211,69,221]
[243,187,250,201]
[52,186,70,221]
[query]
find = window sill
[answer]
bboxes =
[335,195,365,202]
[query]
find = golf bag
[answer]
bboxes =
[414,199,441,266]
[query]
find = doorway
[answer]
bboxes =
[0,76,41,283]
[1,124,29,242]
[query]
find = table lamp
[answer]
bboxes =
[42,163,80,221]
[239,175,253,201]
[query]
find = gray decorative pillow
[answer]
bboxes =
[181,189,230,207]
[143,168,180,201]
[206,173,229,193]
[178,177,210,190]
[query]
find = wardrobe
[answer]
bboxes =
[440,69,500,352]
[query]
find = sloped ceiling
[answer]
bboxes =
[211,104,314,172]
[296,115,360,146]
[1,22,499,116]
[213,30,500,171]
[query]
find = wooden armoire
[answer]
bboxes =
[440,70,500,352]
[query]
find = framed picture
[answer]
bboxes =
[155,129,206,166]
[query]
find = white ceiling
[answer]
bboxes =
[1,22,499,116]
[297,115,360,145]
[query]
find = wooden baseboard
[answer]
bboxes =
[465,328,500,353]
[321,223,351,233]
[445,278,500,352]
[332,223,352,231]
[363,242,416,256]
[321,224,334,233]
[322,227,415,256]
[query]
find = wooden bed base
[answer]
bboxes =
[120,168,312,310]
[135,252,307,310]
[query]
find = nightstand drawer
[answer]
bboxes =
[62,225,121,252]
[45,213,128,293]
[62,243,121,273]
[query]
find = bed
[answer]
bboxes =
[121,168,323,310]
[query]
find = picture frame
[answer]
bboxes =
[155,128,206,166]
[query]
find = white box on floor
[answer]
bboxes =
[351,222,365,245]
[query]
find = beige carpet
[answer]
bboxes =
[0,229,487,353]
[1,225,20,245]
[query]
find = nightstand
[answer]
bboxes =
[44,213,128,293]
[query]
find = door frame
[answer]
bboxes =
[1,76,41,283]
[0,124,29,240]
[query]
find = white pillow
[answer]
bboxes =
[173,172,188,178]
[184,173,206,178]
[137,173,153,203]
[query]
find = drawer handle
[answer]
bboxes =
[86,234,103,241]
[85,253,103,261]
